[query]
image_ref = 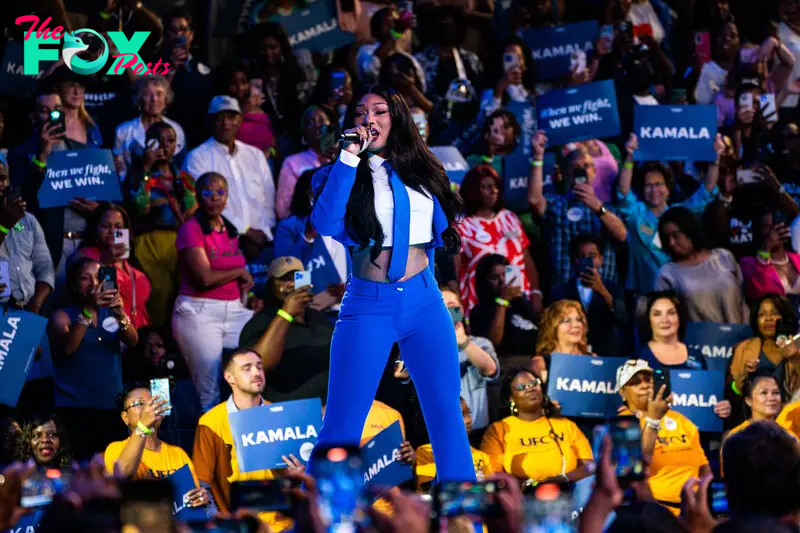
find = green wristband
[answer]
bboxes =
[495,297,510,307]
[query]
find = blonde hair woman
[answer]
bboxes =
[113,76,186,181]
[532,299,591,382]
[49,66,103,148]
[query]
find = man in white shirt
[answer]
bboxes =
[183,96,276,251]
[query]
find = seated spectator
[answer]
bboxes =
[358,7,418,87]
[13,413,71,468]
[183,96,276,250]
[655,206,745,324]
[442,287,498,436]
[480,368,593,485]
[49,256,138,459]
[172,172,256,411]
[740,209,800,302]
[192,349,293,532]
[275,107,336,220]
[0,154,54,314]
[551,234,627,358]
[528,131,627,286]
[273,170,348,309]
[722,420,800,521]
[239,257,332,402]
[47,66,103,148]
[213,60,276,156]
[724,372,786,447]
[76,204,152,329]
[638,291,706,370]
[455,164,542,313]
[532,300,591,383]
[469,254,538,364]
[114,76,186,181]
[125,122,197,327]
[416,398,494,487]
[730,293,800,401]
[378,53,432,116]
[617,134,722,296]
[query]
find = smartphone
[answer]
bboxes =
[736,168,762,185]
[573,168,589,185]
[293,270,311,289]
[98,265,117,292]
[633,23,653,39]
[146,138,161,152]
[250,78,264,97]
[21,468,72,507]
[707,481,728,518]
[739,92,754,112]
[175,35,187,47]
[569,50,587,74]
[761,93,778,124]
[308,445,369,533]
[331,71,347,92]
[114,228,130,260]
[412,112,427,136]
[773,210,788,227]
[522,482,576,532]
[432,480,507,519]
[230,479,300,513]
[578,257,594,274]
[150,378,172,417]
[3,185,21,205]
[695,31,711,64]
[504,265,522,289]
[503,52,520,72]
[0,261,11,298]
[47,108,66,138]
[600,24,614,42]
[618,21,633,40]
[609,417,645,482]
[447,305,464,325]
[653,368,671,399]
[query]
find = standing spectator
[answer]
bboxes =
[655,206,746,323]
[740,209,800,301]
[183,96,276,249]
[49,256,137,459]
[455,164,543,313]
[478,38,537,118]
[76,205,152,329]
[125,122,197,328]
[358,7,419,86]
[47,67,103,148]
[528,131,628,286]
[113,76,186,181]
[0,155,54,314]
[465,110,521,174]
[192,349,293,532]
[533,300,591,383]
[275,107,336,220]
[13,413,71,468]
[309,67,355,130]
[694,20,740,105]
[172,173,256,411]
[550,234,627,358]
[378,53,432,116]
[469,254,538,364]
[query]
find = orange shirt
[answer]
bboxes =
[776,402,800,441]
[104,438,199,483]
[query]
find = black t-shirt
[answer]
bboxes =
[470,298,537,357]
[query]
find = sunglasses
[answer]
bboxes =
[201,188,227,200]
[512,378,542,392]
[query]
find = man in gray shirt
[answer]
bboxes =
[0,155,54,314]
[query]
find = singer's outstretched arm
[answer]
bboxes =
[311,151,361,237]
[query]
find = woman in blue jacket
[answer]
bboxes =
[308,85,475,482]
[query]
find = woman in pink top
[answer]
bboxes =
[741,210,800,302]
[215,61,277,156]
[172,172,259,410]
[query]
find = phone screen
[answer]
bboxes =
[504,265,522,288]
[309,446,368,533]
[294,270,312,289]
[653,369,671,399]
[578,257,594,274]
[695,32,711,64]
[609,417,645,482]
[707,481,728,518]
[433,480,506,519]
[48,109,66,138]
[503,52,520,72]
[447,306,464,325]
[331,71,346,91]
[99,266,118,292]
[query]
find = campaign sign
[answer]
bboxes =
[502,151,556,212]
[669,370,725,432]
[4,508,44,533]
[633,106,718,162]
[521,21,599,80]
[547,353,622,418]
[38,149,122,208]
[362,421,412,489]
[229,398,322,472]
[537,81,621,146]
[0,42,55,99]
[684,322,753,373]
[168,464,206,522]
[277,0,355,52]
[0,309,49,407]
[430,146,469,184]
[506,100,538,158]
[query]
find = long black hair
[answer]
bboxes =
[657,206,707,260]
[290,169,316,219]
[475,253,509,306]
[501,367,561,418]
[13,412,72,468]
[317,85,463,262]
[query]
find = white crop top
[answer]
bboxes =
[339,151,434,246]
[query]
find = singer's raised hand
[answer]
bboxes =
[343,125,373,155]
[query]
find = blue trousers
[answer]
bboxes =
[312,267,476,483]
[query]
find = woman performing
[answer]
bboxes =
[309,85,475,481]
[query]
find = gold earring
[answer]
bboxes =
[509,400,518,415]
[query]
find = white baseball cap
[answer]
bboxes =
[207,95,241,115]
[616,359,653,390]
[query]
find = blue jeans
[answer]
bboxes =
[311,268,476,482]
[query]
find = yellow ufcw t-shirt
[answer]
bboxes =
[776,402,800,441]
[480,416,593,481]
[415,444,493,487]
[104,438,199,483]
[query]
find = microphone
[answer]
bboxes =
[338,132,362,144]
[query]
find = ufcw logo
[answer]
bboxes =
[240,425,318,447]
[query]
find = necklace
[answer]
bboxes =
[773,255,790,266]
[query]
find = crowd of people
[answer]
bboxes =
[3,0,800,531]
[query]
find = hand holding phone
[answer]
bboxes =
[293,270,312,289]
[114,229,130,260]
[150,378,172,417]
[99,266,118,292]
[609,417,645,482]
[504,265,523,289]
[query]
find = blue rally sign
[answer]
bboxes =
[503,151,556,212]
[37,149,122,208]
[0,41,55,99]
[537,80,621,146]
[362,421,412,489]
[547,353,622,418]
[633,105,718,162]
[430,146,469,185]
[0,309,49,407]
[168,464,206,522]
[669,370,725,432]
[274,0,355,52]
[684,322,753,373]
[521,21,599,80]
[229,398,322,472]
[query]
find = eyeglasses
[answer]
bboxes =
[201,189,227,200]
[125,400,146,410]
[512,379,542,392]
